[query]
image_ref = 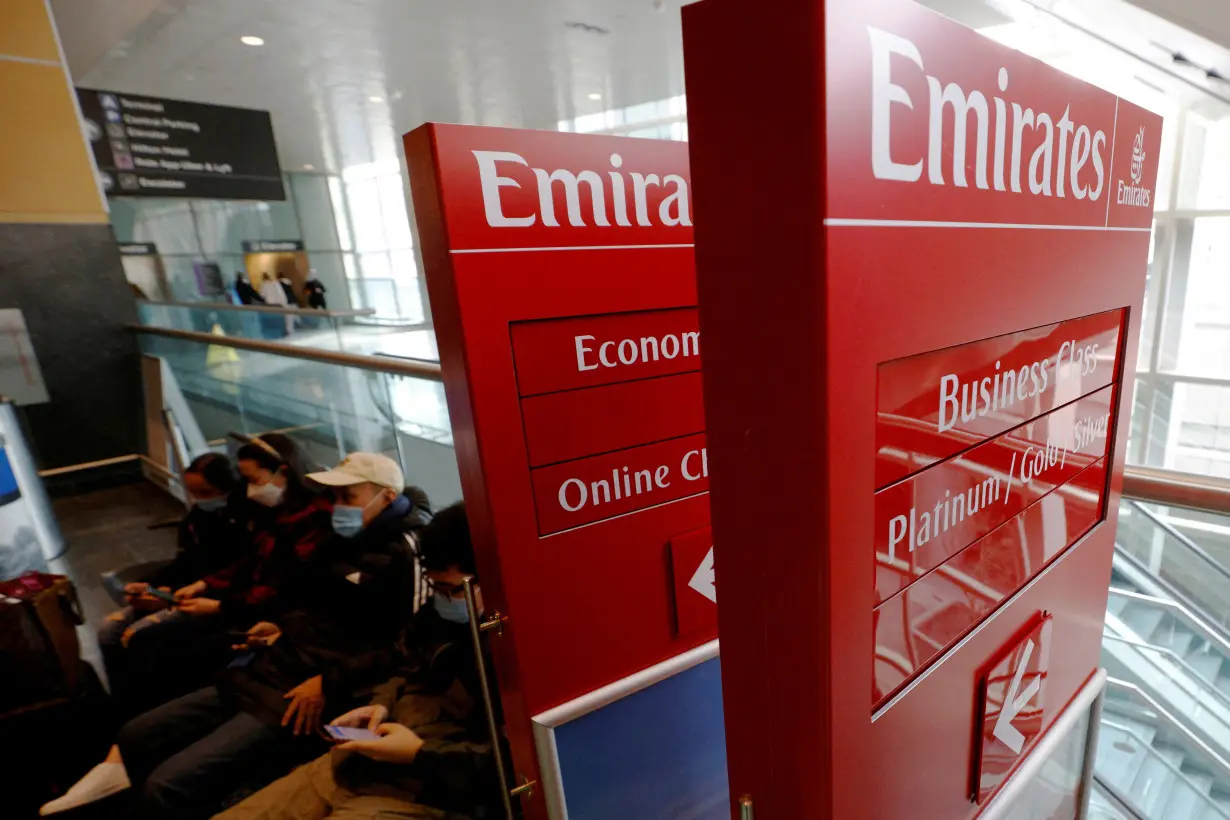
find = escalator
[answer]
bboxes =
[1106,590,1230,701]
[1114,500,1230,635]
[1095,678,1230,819]
[1099,493,1230,817]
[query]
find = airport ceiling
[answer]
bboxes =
[49,0,1230,175]
[52,0,692,175]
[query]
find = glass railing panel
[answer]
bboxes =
[347,276,424,324]
[136,333,463,509]
[1116,500,1230,633]
[1090,778,1143,820]
[137,301,347,351]
[1140,503,1230,574]
[137,333,392,459]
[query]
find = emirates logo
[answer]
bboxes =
[1130,127,1146,186]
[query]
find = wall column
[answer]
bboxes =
[0,0,142,471]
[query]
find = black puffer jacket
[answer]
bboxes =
[308,486,431,632]
[220,487,432,725]
[144,491,256,590]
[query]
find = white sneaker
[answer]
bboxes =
[40,762,131,815]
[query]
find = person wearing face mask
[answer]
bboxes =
[113,434,332,713]
[205,452,432,750]
[96,453,253,716]
[172,434,334,625]
[40,436,336,817]
[39,457,431,819]
[215,503,503,820]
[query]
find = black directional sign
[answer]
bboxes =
[77,88,286,201]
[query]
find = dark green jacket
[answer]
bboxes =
[333,606,501,817]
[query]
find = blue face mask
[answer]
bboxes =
[331,505,365,538]
[433,592,470,624]
[195,496,227,514]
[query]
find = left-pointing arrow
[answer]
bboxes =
[993,638,1042,755]
[688,547,716,603]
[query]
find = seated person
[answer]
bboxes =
[296,452,432,633]
[174,433,335,624]
[214,503,502,820]
[106,433,333,706]
[102,453,250,605]
[39,454,434,819]
[99,453,253,709]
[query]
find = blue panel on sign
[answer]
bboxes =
[554,657,728,820]
[0,449,19,505]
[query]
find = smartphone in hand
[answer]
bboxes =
[145,588,176,603]
[325,726,379,742]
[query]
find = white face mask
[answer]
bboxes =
[247,481,285,507]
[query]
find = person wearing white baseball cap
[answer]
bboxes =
[308,453,407,539]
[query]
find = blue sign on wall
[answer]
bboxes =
[553,657,729,819]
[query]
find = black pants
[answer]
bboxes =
[117,686,295,820]
[101,610,234,720]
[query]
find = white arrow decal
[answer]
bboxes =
[688,547,716,603]
[993,638,1042,754]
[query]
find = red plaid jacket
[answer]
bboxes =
[204,493,334,622]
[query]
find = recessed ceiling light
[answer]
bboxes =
[240,35,264,46]
[588,92,603,100]
[369,95,384,103]
[303,164,315,170]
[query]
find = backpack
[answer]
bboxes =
[0,571,85,713]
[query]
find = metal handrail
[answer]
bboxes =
[127,324,443,381]
[139,299,376,319]
[1121,498,1230,584]
[1111,546,1230,645]
[1090,775,1147,820]
[1098,714,1230,819]
[1108,586,1230,660]
[1123,465,1230,516]
[120,327,1230,518]
[1101,632,1230,713]
[1105,676,1230,781]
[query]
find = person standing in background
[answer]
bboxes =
[259,273,288,308]
[235,273,263,306]
[278,276,297,307]
[303,274,327,310]
[259,273,295,335]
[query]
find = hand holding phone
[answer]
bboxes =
[230,622,282,651]
[329,704,388,731]
[145,587,176,603]
[325,726,379,742]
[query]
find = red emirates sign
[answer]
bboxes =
[405,125,709,813]
[825,6,1159,230]
[683,0,1160,815]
